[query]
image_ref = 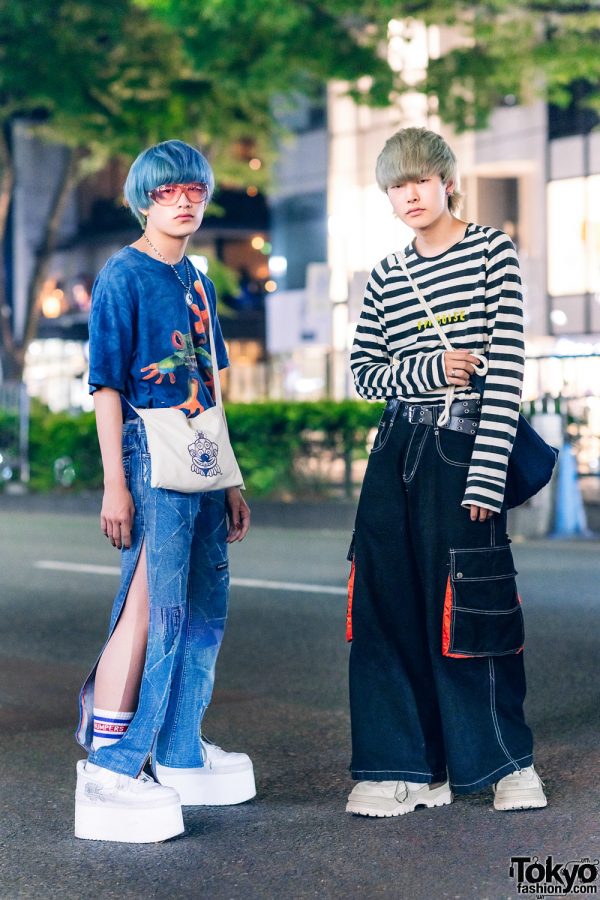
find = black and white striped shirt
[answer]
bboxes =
[350,224,524,513]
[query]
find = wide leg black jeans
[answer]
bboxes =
[349,400,534,794]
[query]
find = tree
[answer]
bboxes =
[0,0,197,379]
[146,0,600,132]
[409,1,600,131]
[2,0,600,378]
[0,0,398,380]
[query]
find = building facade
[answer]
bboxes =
[265,21,600,474]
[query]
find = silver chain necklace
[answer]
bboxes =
[143,233,194,306]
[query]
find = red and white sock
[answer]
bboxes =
[92,708,134,751]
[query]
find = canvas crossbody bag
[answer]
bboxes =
[396,252,557,508]
[126,277,244,493]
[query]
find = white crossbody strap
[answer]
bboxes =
[191,268,223,410]
[396,252,488,425]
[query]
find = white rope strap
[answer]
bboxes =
[396,253,488,426]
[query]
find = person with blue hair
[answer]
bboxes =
[74,140,255,843]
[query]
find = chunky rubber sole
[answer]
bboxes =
[346,788,453,818]
[155,763,256,806]
[74,796,184,843]
[493,792,547,811]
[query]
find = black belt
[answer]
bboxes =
[400,398,481,435]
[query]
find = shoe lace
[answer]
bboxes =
[200,736,224,761]
[394,781,410,802]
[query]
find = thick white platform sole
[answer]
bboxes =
[155,762,256,806]
[75,796,184,843]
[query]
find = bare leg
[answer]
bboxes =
[94,543,149,712]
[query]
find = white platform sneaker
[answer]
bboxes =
[155,738,256,806]
[346,779,453,817]
[74,760,184,843]
[493,765,547,811]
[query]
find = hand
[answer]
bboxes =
[444,350,481,387]
[225,487,250,543]
[101,481,135,549]
[469,504,494,522]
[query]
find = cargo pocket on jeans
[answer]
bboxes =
[442,545,524,658]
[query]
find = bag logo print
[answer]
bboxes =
[188,431,222,478]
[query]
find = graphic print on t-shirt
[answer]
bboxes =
[140,279,215,417]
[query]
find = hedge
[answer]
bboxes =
[0,400,384,496]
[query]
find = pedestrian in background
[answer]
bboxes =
[346,127,546,817]
[74,140,254,843]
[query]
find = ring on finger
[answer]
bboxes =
[451,368,456,377]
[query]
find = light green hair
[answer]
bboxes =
[376,127,462,212]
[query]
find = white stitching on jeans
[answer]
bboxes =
[488,658,519,768]
[352,768,444,776]
[452,605,521,615]
[403,426,430,483]
[371,403,400,454]
[451,546,511,554]
[434,428,471,468]
[452,574,515,583]
[451,753,531,787]
[449,545,516,581]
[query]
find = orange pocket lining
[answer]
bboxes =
[442,574,474,659]
[346,560,355,642]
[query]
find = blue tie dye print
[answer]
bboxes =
[88,247,229,419]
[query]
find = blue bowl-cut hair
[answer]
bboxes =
[124,140,215,226]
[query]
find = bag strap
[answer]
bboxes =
[395,251,487,425]
[189,265,223,410]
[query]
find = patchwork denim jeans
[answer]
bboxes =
[75,420,229,777]
[348,400,534,794]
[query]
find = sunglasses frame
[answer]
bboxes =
[147,182,209,206]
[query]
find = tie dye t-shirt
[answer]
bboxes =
[88,247,229,419]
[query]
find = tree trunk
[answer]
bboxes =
[22,147,79,356]
[0,146,79,382]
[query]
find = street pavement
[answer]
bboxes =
[0,508,598,900]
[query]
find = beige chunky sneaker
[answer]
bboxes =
[493,765,547,811]
[346,779,452,817]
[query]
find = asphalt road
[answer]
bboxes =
[0,509,598,900]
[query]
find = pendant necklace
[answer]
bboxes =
[143,233,194,306]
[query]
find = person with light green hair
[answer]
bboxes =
[345,126,546,818]
[375,126,462,212]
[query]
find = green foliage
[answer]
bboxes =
[26,401,103,491]
[3,0,600,179]
[0,1,192,164]
[10,401,383,497]
[418,3,600,131]
[226,400,381,496]
[0,409,18,454]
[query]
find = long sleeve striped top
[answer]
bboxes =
[350,224,525,514]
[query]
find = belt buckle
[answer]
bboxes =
[407,406,421,425]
